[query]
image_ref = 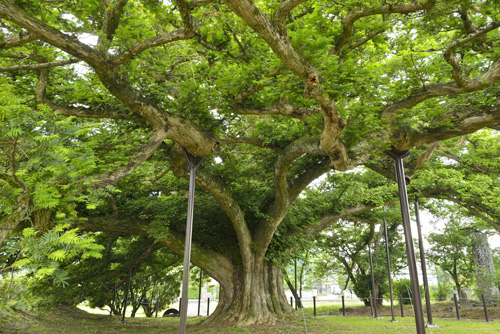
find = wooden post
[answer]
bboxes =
[399,294,404,318]
[313,296,316,317]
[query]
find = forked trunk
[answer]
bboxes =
[204,259,294,325]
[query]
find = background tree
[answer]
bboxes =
[426,214,476,300]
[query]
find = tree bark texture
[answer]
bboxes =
[472,231,500,298]
[206,258,293,325]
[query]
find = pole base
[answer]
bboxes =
[117,320,127,324]
[426,324,440,328]
[389,320,400,323]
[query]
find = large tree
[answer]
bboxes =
[1,0,500,325]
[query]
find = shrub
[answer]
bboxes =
[392,279,424,305]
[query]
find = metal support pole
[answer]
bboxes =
[481,294,489,322]
[179,148,205,334]
[369,243,378,318]
[342,295,346,316]
[385,150,425,334]
[198,270,202,316]
[454,293,460,320]
[120,269,132,323]
[155,299,160,318]
[383,215,396,322]
[313,296,316,317]
[290,296,293,308]
[399,294,404,317]
[207,297,210,316]
[414,197,437,327]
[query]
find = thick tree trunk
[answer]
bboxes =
[472,231,500,298]
[204,259,294,325]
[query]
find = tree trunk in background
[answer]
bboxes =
[472,231,500,299]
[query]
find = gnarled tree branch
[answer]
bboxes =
[35,67,144,122]
[0,30,37,49]
[234,101,318,121]
[92,129,169,188]
[329,0,436,56]
[443,21,500,86]
[0,58,79,72]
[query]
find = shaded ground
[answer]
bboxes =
[1,303,500,334]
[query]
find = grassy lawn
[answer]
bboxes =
[2,305,500,334]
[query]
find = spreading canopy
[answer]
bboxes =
[1,0,500,325]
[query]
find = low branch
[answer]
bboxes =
[112,30,194,65]
[420,189,500,232]
[220,137,277,149]
[92,129,169,188]
[435,148,495,174]
[0,30,37,49]
[79,214,234,284]
[401,103,500,150]
[443,21,500,86]
[309,203,377,237]
[347,29,386,52]
[234,101,318,121]
[0,1,108,69]
[0,58,79,72]
[197,34,235,58]
[414,141,439,170]
[0,52,45,61]
[288,157,330,199]
[381,59,500,125]
[35,67,144,122]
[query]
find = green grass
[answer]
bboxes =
[2,305,500,334]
